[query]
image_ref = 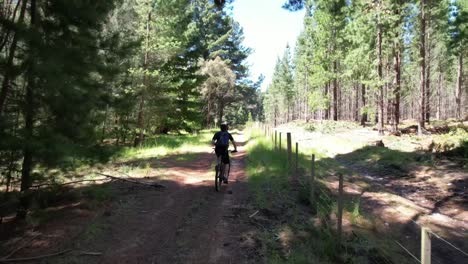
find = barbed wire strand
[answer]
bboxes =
[429,230,468,257]
[394,240,421,263]
[410,219,468,257]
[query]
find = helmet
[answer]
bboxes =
[220,123,228,131]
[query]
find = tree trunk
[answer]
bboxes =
[418,0,426,135]
[354,84,359,122]
[134,11,151,147]
[218,100,224,125]
[274,105,278,127]
[333,62,338,121]
[455,54,463,120]
[425,18,431,124]
[17,0,36,219]
[377,3,384,135]
[0,0,28,115]
[360,84,367,126]
[392,44,401,132]
[324,83,329,120]
[436,72,441,120]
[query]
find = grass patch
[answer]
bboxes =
[245,128,354,262]
[431,127,468,157]
[338,145,431,175]
[245,126,411,263]
[115,129,216,161]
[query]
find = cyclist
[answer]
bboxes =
[212,123,237,183]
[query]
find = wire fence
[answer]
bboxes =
[255,122,468,264]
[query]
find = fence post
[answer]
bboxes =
[287,133,292,177]
[421,227,431,264]
[310,154,316,212]
[337,173,344,244]
[295,142,299,175]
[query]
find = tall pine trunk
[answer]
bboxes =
[437,72,442,120]
[324,83,329,120]
[377,2,384,135]
[354,84,359,122]
[218,100,224,125]
[425,19,431,124]
[134,11,151,147]
[392,45,401,132]
[455,54,463,120]
[360,84,367,126]
[333,62,338,121]
[17,0,36,219]
[418,0,426,135]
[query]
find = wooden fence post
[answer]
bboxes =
[295,142,299,175]
[310,154,316,211]
[337,173,344,244]
[421,227,431,264]
[287,133,292,177]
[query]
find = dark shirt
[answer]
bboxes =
[212,131,234,146]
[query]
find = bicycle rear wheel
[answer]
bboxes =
[215,164,223,192]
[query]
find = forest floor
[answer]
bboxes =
[0,132,263,263]
[274,121,468,263]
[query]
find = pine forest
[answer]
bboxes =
[0,0,466,263]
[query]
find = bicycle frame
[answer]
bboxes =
[214,149,230,191]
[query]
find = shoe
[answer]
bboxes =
[223,178,228,184]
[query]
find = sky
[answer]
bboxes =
[231,0,305,91]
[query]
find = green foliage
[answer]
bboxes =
[431,127,468,157]
[0,0,258,206]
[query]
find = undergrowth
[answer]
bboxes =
[245,127,385,263]
[301,120,360,134]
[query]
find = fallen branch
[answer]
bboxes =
[0,249,103,263]
[31,178,110,189]
[0,249,71,263]
[76,251,102,256]
[96,173,165,189]
[1,234,40,260]
[249,210,259,218]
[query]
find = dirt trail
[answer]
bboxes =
[0,133,260,264]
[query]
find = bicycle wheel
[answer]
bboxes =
[215,163,222,192]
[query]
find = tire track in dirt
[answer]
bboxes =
[63,132,259,264]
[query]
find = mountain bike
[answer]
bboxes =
[214,149,237,192]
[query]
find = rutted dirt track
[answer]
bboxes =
[1,133,261,263]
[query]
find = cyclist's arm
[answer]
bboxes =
[231,139,238,152]
[229,134,237,151]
